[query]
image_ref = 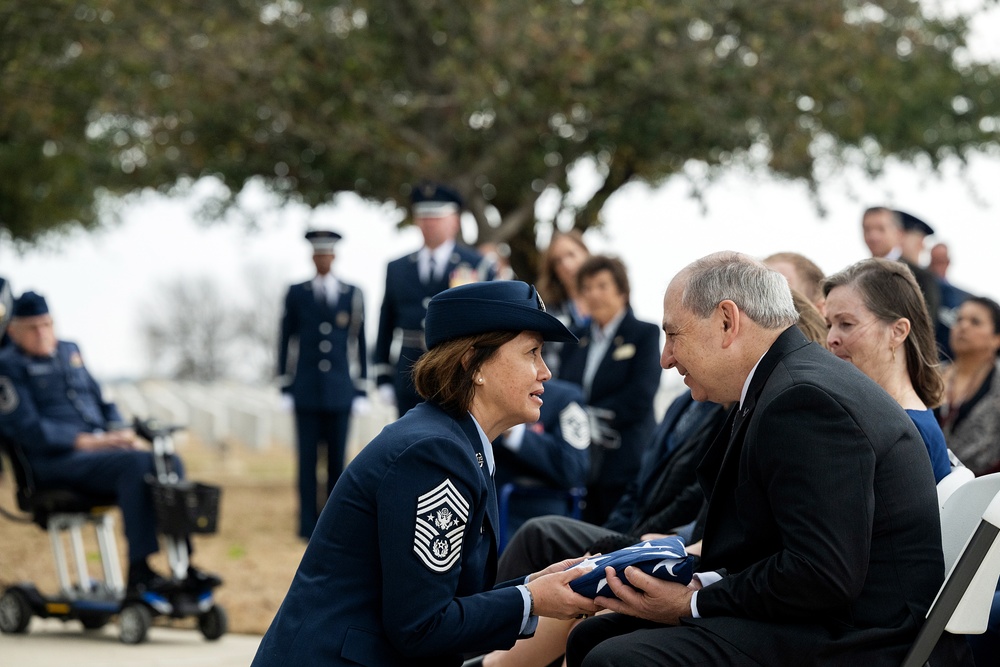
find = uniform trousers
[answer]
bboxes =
[294,407,350,538]
[566,614,760,667]
[32,449,183,562]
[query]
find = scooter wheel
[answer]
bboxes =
[198,604,228,641]
[119,603,152,644]
[0,588,32,634]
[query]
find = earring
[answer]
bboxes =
[891,346,896,362]
[476,376,484,384]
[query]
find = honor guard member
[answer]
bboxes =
[0,291,217,593]
[375,182,496,417]
[494,377,591,538]
[277,229,368,539]
[252,281,599,667]
[861,207,944,356]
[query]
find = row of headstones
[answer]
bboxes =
[103,380,396,457]
[102,374,687,454]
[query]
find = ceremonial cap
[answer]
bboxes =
[895,210,935,237]
[305,229,342,254]
[411,182,463,218]
[424,281,577,350]
[13,291,49,318]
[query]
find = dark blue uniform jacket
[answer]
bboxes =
[278,280,366,411]
[495,378,590,492]
[251,402,526,667]
[0,340,121,459]
[374,246,491,412]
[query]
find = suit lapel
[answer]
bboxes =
[698,326,811,564]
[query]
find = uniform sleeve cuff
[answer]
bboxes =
[516,584,538,634]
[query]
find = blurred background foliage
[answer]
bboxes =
[2,0,998,277]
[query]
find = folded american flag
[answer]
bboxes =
[568,535,694,599]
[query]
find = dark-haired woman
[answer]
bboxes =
[252,281,599,667]
[937,296,1000,476]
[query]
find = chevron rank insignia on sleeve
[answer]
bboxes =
[413,478,470,573]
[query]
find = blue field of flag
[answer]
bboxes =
[569,535,694,599]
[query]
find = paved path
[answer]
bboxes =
[0,617,261,667]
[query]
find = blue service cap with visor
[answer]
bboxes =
[424,281,578,350]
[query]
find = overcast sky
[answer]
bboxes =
[2,3,999,380]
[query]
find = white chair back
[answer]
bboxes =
[935,466,974,510]
[939,472,1000,573]
[944,487,1000,634]
[902,477,1000,666]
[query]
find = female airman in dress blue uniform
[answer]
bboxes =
[252,281,600,667]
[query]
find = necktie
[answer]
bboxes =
[426,256,437,284]
[315,281,326,304]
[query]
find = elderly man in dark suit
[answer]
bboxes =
[374,182,496,417]
[278,229,368,539]
[566,251,958,667]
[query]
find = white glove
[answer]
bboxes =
[279,394,295,412]
[587,406,621,449]
[503,423,527,452]
[377,384,397,407]
[351,396,372,416]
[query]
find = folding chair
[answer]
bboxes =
[935,466,974,511]
[901,473,1000,667]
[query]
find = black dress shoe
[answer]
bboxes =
[127,572,173,596]
[186,566,223,588]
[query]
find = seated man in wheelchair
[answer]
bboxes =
[0,291,217,595]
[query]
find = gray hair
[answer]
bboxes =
[682,251,798,329]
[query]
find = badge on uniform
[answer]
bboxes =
[560,401,590,450]
[336,311,350,328]
[448,265,477,288]
[612,343,636,361]
[69,351,84,368]
[413,478,469,573]
[0,376,19,414]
